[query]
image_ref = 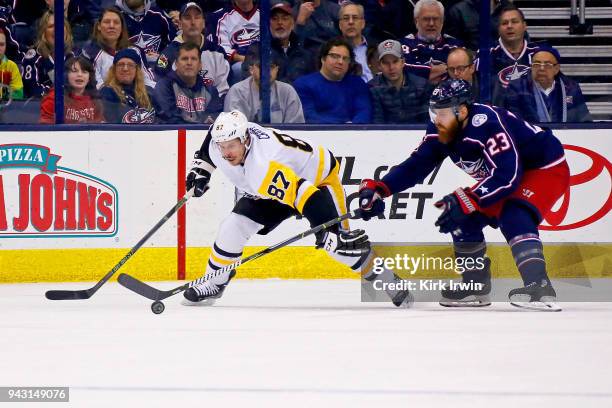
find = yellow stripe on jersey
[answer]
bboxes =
[315,146,326,184]
[257,161,301,208]
[295,183,318,213]
[318,160,350,230]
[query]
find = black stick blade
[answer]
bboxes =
[45,290,92,300]
[118,273,162,300]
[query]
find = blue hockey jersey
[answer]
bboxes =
[115,0,176,66]
[381,103,566,208]
[399,33,463,79]
[477,38,541,89]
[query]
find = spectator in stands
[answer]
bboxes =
[115,0,176,68]
[153,42,223,124]
[100,48,156,123]
[484,4,540,103]
[82,7,156,90]
[28,0,102,48]
[0,30,23,104]
[353,0,416,43]
[212,0,260,81]
[293,37,372,123]
[242,1,315,84]
[0,10,23,62]
[446,47,478,100]
[156,2,230,96]
[21,11,75,98]
[225,50,304,123]
[366,44,380,77]
[294,0,340,55]
[338,2,372,82]
[40,56,104,123]
[368,39,430,123]
[400,0,463,84]
[502,46,592,123]
[445,0,509,51]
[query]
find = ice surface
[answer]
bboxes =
[1,280,612,407]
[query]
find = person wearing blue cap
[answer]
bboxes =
[100,47,157,123]
[502,46,592,123]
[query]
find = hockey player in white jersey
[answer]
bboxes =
[183,110,412,307]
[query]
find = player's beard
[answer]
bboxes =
[436,119,459,144]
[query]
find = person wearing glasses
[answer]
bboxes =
[338,2,371,82]
[399,0,463,84]
[100,48,156,123]
[446,47,478,100]
[502,46,591,123]
[293,37,372,123]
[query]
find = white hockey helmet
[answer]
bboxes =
[210,110,249,144]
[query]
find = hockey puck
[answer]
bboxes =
[151,301,165,314]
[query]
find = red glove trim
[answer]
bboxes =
[359,179,392,198]
[453,187,480,214]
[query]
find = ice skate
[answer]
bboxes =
[440,258,492,307]
[182,269,236,306]
[509,279,561,312]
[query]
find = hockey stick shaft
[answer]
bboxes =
[118,208,362,301]
[45,190,194,300]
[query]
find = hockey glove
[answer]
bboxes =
[358,179,391,221]
[316,229,371,257]
[186,158,212,197]
[434,187,480,235]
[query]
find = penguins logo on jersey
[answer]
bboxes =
[498,64,530,87]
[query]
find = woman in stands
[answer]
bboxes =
[100,48,156,123]
[21,10,75,98]
[39,55,104,123]
[81,7,155,90]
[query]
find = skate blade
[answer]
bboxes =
[439,295,491,308]
[180,298,217,307]
[510,300,562,312]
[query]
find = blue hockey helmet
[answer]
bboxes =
[429,79,474,110]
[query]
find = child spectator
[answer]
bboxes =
[40,55,104,123]
[0,29,23,104]
[100,47,155,123]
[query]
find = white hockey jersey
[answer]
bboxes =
[215,7,260,58]
[199,123,336,213]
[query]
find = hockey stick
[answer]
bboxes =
[45,190,194,300]
[118,208,362,301]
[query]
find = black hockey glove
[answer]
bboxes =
[186,158,212,197]
[358,179,391,221]
[434,188,480,235]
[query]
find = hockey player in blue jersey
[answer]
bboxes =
[359,79,570,311]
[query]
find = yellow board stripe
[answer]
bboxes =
[1,244,611,283]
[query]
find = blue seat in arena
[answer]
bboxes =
[0,98,42,124]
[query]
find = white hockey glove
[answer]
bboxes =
[186,158,212,197]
